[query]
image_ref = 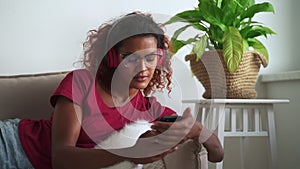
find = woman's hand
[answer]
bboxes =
[151,108,200,144]
[151,107,224,162]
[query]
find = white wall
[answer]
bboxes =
[1,0,299,76]
[0,0,199,75]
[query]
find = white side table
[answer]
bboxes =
[182,99,289,169]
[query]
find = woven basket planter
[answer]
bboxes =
[185,50,268,99]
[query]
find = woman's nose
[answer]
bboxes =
[135,59,148,71]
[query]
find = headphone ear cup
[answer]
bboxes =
[157,48,165,66]
[107,48,119,68]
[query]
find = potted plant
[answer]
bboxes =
[165,0,276,98]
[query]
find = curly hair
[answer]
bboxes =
[81,11,173,96]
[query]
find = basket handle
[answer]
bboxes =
[253,51,268,68]
[185,54,196,61]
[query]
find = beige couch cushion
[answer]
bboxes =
[163,140,207,169]
[143,140,208,169]
[0,72,68,120]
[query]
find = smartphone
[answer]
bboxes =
[159,116,183,122]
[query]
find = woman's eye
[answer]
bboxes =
[145,54,156,62]
[126,54,139,62]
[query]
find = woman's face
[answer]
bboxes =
[114,36,159,91]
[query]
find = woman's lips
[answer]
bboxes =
[134,75,148,82]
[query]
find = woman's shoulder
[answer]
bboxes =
[63,69,95,82]
[68,69,93,77]
[54,68,96,94]
[50,69,95,107]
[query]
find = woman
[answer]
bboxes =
[0,12,223,169]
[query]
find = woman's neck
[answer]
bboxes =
[97,82,139,107]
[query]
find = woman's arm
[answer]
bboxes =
[51,96,175,169]
[200,129,224,162]
[51,96,125,169]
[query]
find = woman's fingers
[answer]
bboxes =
[153,115,195,136]
[151,107,201,146]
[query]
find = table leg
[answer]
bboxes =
[267,104,278,169]
[215,105,225,169]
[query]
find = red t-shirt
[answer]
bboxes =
[18,69,175,169]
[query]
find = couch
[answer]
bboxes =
[0,71,208,169]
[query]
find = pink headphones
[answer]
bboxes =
[157,48,165,67]
[107,48,119,68]
[107,48,165,68]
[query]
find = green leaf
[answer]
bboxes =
[164,10,203,25]
[221,0,237,26]
[222,27,243,73]
[239,24,252,38]
[216,0,222,8]
[243,39,249,51]
[251,38,269,62]
[199,0,217,5]
[208,24,224,49]
[170,38,186,54]
[247,25,276,38]
[185,36,200,44]
[190,22,207,32]
[233,0,250,17]
[171,25,192,40]
[198,1,227,31]
[192,35,208,60]
[240,2,275,21]
[170,36,200,54]
[247,0,255,7]
[240,23,276,38]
